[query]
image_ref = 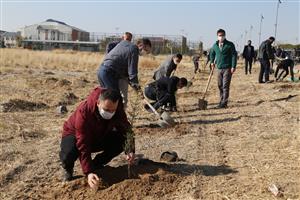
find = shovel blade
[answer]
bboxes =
[157,112,175,128]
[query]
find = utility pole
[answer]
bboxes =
[180,29,184,54]
[115,27,119,37]
[249,25,253,40]
[274,0,282,40]
[258,14,264,45]
[244,30,248,45]
[240,34,243,52]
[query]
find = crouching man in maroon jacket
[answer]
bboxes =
[59,87,134,189]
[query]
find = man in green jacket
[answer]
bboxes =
[210,29,237,108]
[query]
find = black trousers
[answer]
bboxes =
[244,58,253,74]
[59,131,126,172]
[194,61,199,73]
[144,86,174,109]
[217,68,232,106]
[258,59,270,83]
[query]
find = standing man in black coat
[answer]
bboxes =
[242,40,255,75]
[257,36,275,83]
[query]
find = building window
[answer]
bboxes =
[45,30,48,40]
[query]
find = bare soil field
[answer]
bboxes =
[0,49,299,200]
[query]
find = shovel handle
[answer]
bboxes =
[202,66,215,100]
[143,99,162,119]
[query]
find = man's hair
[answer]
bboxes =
[99,89,121,102]
[179,77,188,86]
[136,38,152,48]
[217,29,226,35]
[269,36,275,41]
[248,40,252,43]
[124,32,133,41]
[174,53,183,60]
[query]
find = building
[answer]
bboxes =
[0,31,20,48]
[20,19,89,41]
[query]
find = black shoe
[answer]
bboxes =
[215,103,227,109]
[62,168,73,181]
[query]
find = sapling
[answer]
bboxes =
[124,90,141,178]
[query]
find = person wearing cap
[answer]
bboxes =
[144,76,188,112]
[153,54,182,80]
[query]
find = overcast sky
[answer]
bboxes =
[1,0,299,49]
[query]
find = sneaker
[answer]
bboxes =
[62,168,73,181]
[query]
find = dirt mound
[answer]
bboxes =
[44,77,59,84]
[72,77,90,87]
[44,71,55,75]
[55,79,72,87]
[29,159,183,200]
[0,99,48,112]
[57,92,79,105]
[273,84,299,91]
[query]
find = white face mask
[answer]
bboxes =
[218,36,225,42]
[99,108,115,120]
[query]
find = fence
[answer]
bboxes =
[20,31,203,55]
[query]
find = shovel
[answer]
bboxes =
[198,66,215,110]
[143,98,175,128]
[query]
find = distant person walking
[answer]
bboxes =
[242,40,255,74]
[209,29,237,109]
[192,54,201,73]
[153,54,182,80]
[257,36,275,83]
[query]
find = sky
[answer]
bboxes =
[0,0,299,49]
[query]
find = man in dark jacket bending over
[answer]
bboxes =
[59,87,134,189]
[144,76,187,112]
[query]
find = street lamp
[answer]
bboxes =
[258,14,264,45]
[274,0,282,40]
[249,25,253,40]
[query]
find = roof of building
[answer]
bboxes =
[33,19,88,33]
[1,32,20,38]
[46,19,67,25]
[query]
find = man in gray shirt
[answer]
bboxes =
[97,38,152,107]
[153,54,182,80]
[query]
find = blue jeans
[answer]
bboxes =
[97,64,119,91]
